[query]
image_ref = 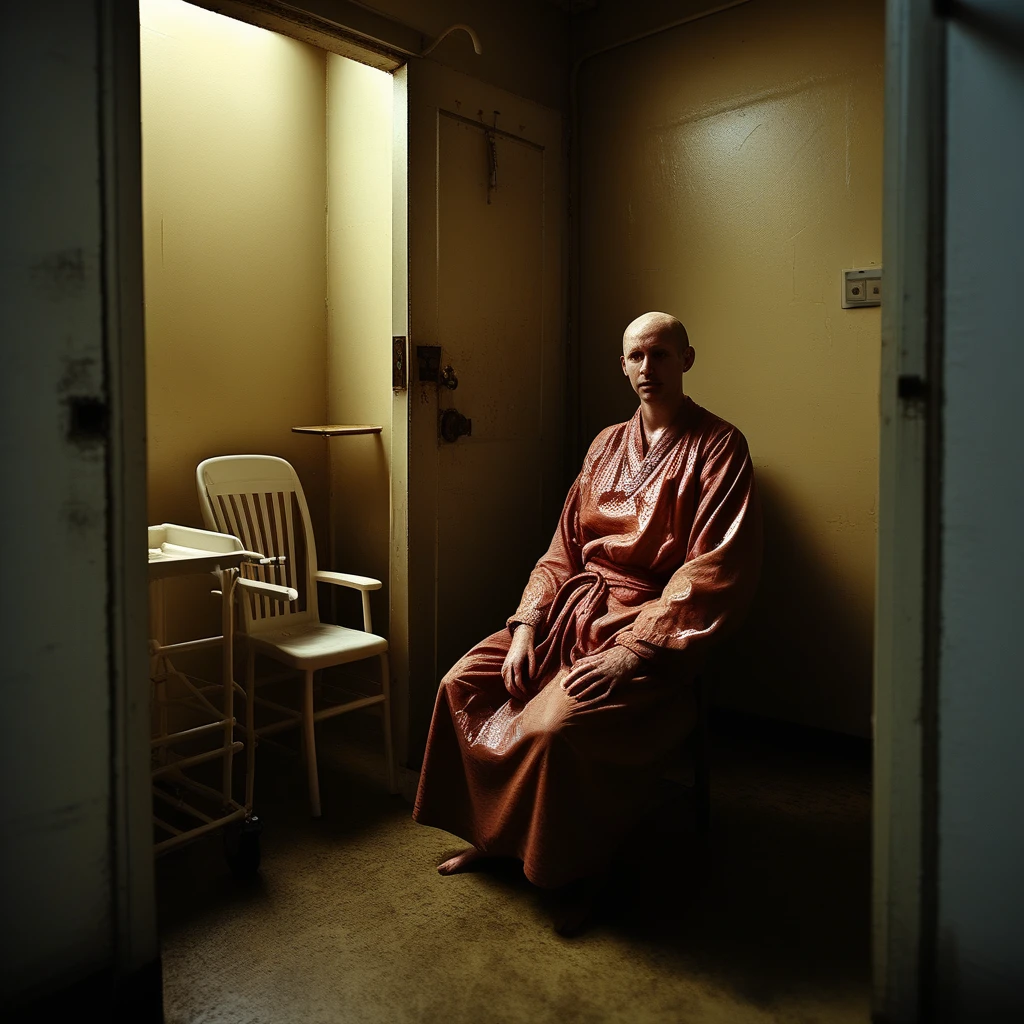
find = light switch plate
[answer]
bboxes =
[842,267,882,308]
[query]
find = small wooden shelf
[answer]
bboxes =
[291,424,383,436]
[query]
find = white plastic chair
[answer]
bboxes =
[196,454,396,816]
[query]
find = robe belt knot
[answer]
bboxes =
[581,562,662,594]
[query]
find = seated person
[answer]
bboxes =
[413,311,762,930]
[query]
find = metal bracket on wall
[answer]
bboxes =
[416,345,442,384]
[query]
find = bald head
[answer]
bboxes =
[620,311,695,411]
[622,312,690,355]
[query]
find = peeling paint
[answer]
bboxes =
[57,357,98,395]
[31,247,87,296]
[62,500,99,533]
[65,395,109,447]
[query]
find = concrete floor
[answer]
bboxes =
[157,712,871,1023]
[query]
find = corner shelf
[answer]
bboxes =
[291,424,383,436]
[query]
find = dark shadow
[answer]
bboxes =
[608,717,871,1007]
[712,467,874,737]
[155,712,403,935]
[157,709,869,1015]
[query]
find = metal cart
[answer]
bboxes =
[148,523,296,875]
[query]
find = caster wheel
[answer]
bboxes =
[224,814,263,878]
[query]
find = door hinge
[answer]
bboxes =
[392,336,407,391]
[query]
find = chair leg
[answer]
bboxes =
[694,673,711,834]
[379,652,397,795]
[244,645,256,811]
[303,669,321,817]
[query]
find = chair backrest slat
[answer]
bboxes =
[280,489,298,606]
[254,490,278,618]
[228,493,261,618]
[196,456,319,635]
[218,491,243,548]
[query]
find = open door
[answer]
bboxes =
[391,61,564,767]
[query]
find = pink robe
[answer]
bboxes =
[413,397,762,887]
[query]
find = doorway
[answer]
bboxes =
[140,0,394,655]
[99,2,921,1024]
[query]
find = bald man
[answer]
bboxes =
[413,312,762,931]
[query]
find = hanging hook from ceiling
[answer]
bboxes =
[421,23,483,57]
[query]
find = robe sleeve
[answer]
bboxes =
[614,426,762,665]
[506,475,585,633]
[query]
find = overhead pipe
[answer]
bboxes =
[421,23,483,57]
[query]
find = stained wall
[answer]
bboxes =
[1,0,119,1002]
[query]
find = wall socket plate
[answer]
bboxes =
[842,267,882,308]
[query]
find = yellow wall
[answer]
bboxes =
[578,0,884,735]
[141,0,329,638]
[325,55,394,635]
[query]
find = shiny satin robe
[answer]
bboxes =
[413,396,762,887]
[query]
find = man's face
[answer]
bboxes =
[620,327,692,404]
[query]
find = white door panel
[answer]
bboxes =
[395,62,563,762]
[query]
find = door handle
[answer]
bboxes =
[439,408,472,443]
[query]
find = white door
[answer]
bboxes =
[392,61,564,764]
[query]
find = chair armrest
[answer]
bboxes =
[315,571,381,632]
[315,570,382,592]
[238,577,299,603]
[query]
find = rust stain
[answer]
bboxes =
[63,500,98,533]
[32,247,86,294]
[65,394,109,449]
[57,357,98,395]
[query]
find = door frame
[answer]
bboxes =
[103,0,160,1002]
[873,0,946,1019]
[101,0,945,1015]
[101,0,417,1007]
[393,59,565,769]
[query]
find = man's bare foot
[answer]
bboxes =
[437,847,487,875]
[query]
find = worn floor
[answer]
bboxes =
[157,710,871,1023]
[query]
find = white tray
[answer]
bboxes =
[147,523,253,580]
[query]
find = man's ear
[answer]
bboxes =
[620,354,628,375]
[682,346,696,373]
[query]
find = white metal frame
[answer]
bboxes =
[148,523,296,855]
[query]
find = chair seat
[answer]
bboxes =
[249,622,388,671]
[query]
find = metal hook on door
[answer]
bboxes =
[486,131,497,204]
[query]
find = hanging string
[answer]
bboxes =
[486,131,498,204]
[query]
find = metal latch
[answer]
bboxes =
[439,409,472,443]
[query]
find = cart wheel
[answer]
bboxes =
[224,814,262,879]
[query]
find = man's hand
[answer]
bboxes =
[561,646,642,703]
[502,623,537,701]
